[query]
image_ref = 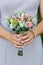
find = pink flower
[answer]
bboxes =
[25,14,28,17]
[20,16,24,21]
[25,14,30,21]
[28,22,33,28]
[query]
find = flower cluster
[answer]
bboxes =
[7,11,34,34]
[7,11,34,56]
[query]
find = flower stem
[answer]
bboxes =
[18,48,23,56]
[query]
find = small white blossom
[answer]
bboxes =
[9,24,13,29]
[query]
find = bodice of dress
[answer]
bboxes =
[0,0,39,30]
[0,1,42,65]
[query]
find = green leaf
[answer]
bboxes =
[7,18,11,23]
[13,20,19,25]
[24,24,29,30]
[30,16,33,22]
[15,26,20,32]
[11,20,19,26]
[19,30,25,34]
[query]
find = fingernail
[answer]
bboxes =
[18,35,20,37]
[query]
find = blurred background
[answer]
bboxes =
[37,7,43,45]
[38,7,43,65]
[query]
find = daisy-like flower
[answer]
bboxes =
[19,21,24,28]
[28,22,33,28]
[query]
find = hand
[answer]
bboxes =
[0,26,24,48]
[18,31,35,45]
[8,33,23,48]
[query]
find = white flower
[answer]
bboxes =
[21,12,25,16]
[19,21,24,28]
[9,24,13,29]
[19,21,21,23]
[19,23,24,28]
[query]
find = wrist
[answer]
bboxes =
[5,31,12,41]
[30,29,37,38]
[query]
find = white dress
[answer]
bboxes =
[0,0,42,65]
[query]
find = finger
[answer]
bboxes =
[12,41,23,48]
[14,44,23,48]
[25,39,33,45]
[18,31,28,38]
[13,42,23,48]
[22,31,28,36]
[13,37,21,43]
[17,34,22,37]
[19,34,30,40]
[18,31,31,43]
[13,39,23,46]
[16,43,23,46]
[22,36,33,44]
[10,35,23,46]
[13,34,21,39]
[12,34,22,43]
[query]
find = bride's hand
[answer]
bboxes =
[0,26,23,48]
[18,31,35,45]
[9,33,23,48]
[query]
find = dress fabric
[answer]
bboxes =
[0,0,42,65]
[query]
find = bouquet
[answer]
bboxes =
[7,11,34,56]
